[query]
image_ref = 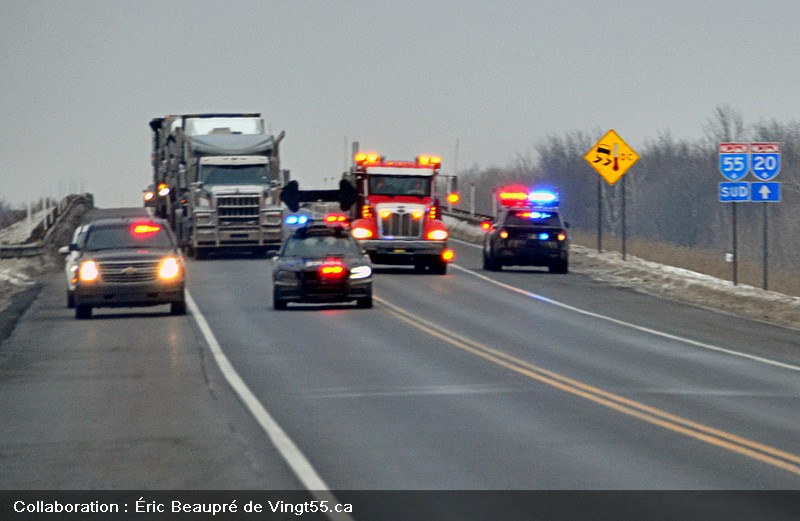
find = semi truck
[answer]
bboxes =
[148,113,287,258]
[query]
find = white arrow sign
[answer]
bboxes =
[759,185,771,199]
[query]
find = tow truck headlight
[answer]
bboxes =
[426,229,448,241]
[349,265,372,280]
[158,257,182,280]
[352,227,374,239]
[78,260,100,282]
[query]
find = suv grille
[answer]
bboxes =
[99,260,159,283]
[379,212,422,238]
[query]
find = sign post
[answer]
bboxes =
[717,143,749,285]
[584,130,639,258]
[750,142,781,290]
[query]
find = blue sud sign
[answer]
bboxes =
[718,142,750,181]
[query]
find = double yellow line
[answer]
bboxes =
[377,295,800,477]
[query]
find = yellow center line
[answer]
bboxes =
[376,295,800,476]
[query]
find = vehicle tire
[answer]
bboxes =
[483,250,501,271]
[194,247,208,260]
[67,291,75,309]
[273,293,287,310]
[549,259,569,274]
[356,295,373,309]
[170,300,187,315]
[75,304,91,320]
[430,258,448,275]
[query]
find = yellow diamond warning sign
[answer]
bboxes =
[584,129,640,185]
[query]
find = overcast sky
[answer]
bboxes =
[2,0,800,208]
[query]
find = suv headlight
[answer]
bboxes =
[158,257,183,280]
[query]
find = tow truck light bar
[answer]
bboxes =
[354,151,442,169]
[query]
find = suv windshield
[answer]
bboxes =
[282,235,361,258]
[84,224,174,250]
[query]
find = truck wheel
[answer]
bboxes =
[75,305,92,320]
[356,295,373,309]
[273,293,287,310]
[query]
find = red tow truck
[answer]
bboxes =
[345,151,457,274]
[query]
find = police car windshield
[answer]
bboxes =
[84,226,174,250]
[282,236,361,258]
[504,210,562,227]
[369,176,430,197]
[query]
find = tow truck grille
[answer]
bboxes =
[216,195,260,226]
[99,260,159,283]
[379,213,422,238]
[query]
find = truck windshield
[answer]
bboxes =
[200,165,270,185]
[369,176,430,197]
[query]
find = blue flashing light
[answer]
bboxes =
[285,215,309,225]
[538,232,550,241]
[527,190,558,206]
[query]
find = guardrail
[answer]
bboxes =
[442,207,492,225]
[0,194,93,259]
[0,243,44,258]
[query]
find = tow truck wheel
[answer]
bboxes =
[430,258,448,275]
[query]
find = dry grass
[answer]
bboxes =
[570,230,800,298]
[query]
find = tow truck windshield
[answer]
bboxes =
[200,164,270,185]
[369,175,431,197]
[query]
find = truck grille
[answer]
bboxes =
[379,212,422,238]
[216,195,260,226]
[99,260,159,283]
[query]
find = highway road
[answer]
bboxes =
[2,208,800,516]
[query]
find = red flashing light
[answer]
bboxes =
[324,213,349,225]
[320,260,345,277]
[132,223,162,235]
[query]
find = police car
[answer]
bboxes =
[272,221,373,310]
[482,188,569,273]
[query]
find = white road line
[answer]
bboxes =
[449,239,800,373]
[185,291,355,521]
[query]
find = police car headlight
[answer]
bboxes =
[349,265,372,280]
[274,270,298,285]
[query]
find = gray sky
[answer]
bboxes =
[2,0,800,208]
